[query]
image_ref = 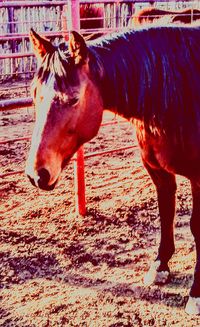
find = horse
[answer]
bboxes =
[129,7,200,27]
[26,26,200,314]
[79,3,104,31]
[62,3,104,40]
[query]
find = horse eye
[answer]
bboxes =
[67,97,79,107]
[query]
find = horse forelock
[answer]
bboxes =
[34,48,79,94]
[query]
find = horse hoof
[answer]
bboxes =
[143,260,170,286]
[185,296,200,315]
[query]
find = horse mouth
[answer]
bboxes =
[27,174,58,191]
[38,179,58,191]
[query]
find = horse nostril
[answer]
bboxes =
[38,168,50,188]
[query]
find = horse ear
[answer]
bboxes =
[30,28,55,60]
[69,31,87,64]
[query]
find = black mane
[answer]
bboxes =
[88,26,200,129]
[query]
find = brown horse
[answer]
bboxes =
[129,7,200,27]
[80,4,104,31]
[26,26,200,314]
[62,3,104,40]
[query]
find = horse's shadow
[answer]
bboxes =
[0,228,193,311]
[0,307,34,327]
[1,250,192,310]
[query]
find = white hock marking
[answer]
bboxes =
[143,260,169,286]
[185,296,200,315]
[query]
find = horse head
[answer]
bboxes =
[26,29,103,190]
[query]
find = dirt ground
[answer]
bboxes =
[1,96,200,326]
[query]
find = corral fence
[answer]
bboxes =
[0,0,135,81]
[1,0,200,215]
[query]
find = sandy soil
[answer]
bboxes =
[1,102,200,326]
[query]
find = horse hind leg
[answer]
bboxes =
[142,162,177,286]
[185,180,200,315]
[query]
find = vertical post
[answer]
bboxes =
[62,0,80,40]
[8,7,16,76]
[74,147,86,216]
[191,8,194,23]
[67,0,86,216]
[61,5,68,41]
[67,0,80,31]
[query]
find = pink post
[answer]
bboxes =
[61,5,68,41]
[73,146,86,216]
[62,0,80,40]
[67,0,86,216]
[67,0,80,31]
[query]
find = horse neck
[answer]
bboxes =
[88,34,141,120]
[89,27,200,132]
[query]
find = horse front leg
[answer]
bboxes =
[142,161,177,286]
[185,180,200,314]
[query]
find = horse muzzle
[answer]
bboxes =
[26,167,58,191]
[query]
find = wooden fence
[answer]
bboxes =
[0,0,135,81]
[0,1,66,80]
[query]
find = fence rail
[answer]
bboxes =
[0,97,33,110]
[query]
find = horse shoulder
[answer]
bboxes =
[133,119,163,169]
